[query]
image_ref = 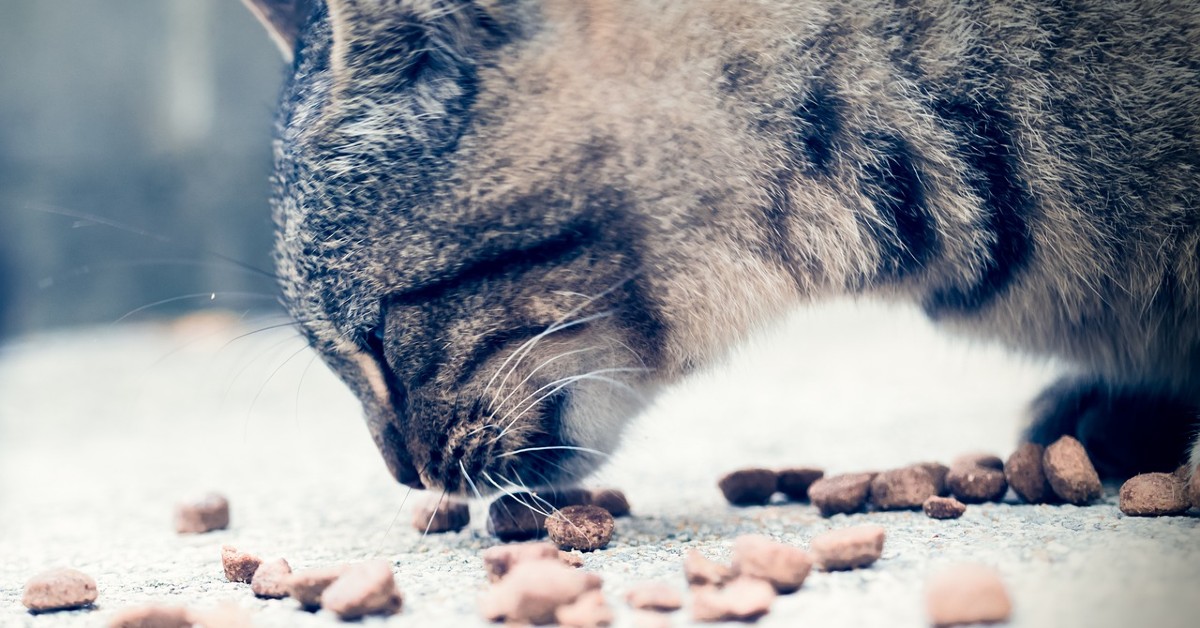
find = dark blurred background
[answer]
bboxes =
[0,0,286,337]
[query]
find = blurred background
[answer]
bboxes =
[0,0,284,337]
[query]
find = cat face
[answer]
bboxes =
[259,0,803,493]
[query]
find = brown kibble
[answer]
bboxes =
[925,564,1012,626]
[952,453,1004,470]
[288,565,348,610]
[546,505,615,552]
[486,489,592,541]
[108,605,192,628]
[1005,443,1053,504]
[22,567,98,612]
[1043,436,1102,504]
[482,542,563,582]
[810,525,886,571]
[480,559,602,625]
[718,468,778,506]
[624,582,683,611]
[729,535,813,593]
[555,590,613,627]
[871,466,939,510]
[174,493,229,534]
[808,472,873,516]
[250,558,292,599]
[923,496,967,519]
[946,462,1008,504]
[776,467,825,502]
[412,495,470,533]
[683,550,734,588]
[220,546,261,584]
[691,578,775,623]
[1118,473,1190,516]
[321,560,403,620]
[915,462,950,496]
[589,489,631,517]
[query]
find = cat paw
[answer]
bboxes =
[1023,376,1197,479]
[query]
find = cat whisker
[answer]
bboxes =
[491,367,649,442]
[474,345,603,436]
[112,291,280,325]
[498,445,610,459]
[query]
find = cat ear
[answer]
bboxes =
[241,0,316,63]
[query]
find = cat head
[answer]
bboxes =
[245,0,802,494]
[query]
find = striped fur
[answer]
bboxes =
[255,0,1200,492]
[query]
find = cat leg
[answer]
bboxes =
[1024,376,1197,479]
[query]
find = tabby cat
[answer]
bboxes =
[242,0,1200,493]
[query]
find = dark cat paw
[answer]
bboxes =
[1024,376,1197,479]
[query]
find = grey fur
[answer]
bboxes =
[260,0,1200,492]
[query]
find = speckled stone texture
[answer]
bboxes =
[1,302,1197,627]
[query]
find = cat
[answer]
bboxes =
[242,0,1200,493]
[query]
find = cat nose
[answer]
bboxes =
[372,421,426,490]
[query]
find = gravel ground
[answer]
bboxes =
[1,300,1197,627]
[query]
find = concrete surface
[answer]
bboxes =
[1,300,1197,627]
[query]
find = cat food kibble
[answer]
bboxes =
[683,550,734,587]
[946,455,1008,503]
[624,582,683,611]
[174,492,230,534]
[1118,472,1190,516]
[808,472,874,516]
[555,590,613,628]
[487,489,592,541]
[480,559,602,625]
[589,489,631,517]
[1005,443,1053,504]
[321,560,403,620]
[221,545,261,584]
[108,605,193,628]
[810,525,886,571]
[691,578,776,623]
[546,505,615,552]
[288,565,348,610]
[1043,436,1102,504]
[483,542,568,582]
[776,467,825,501]
[729,535,813,593]
[250,558,292,599]
[923,496,967,519]
[22,567,98,612]
[925,564,1013,626]
[916,462,951,495]
[718,468,778,505]
[871,466,939,510]
[412,495,470,533]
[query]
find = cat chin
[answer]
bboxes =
[553,378,657,482]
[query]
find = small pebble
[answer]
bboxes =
[810,525,886,571]
[555,590,613,627]
[624,582,683,611]
[1043,436,1102,504]
[22,567,98,612]
[691,578,775,623]
[288,565,348,610]
[923,496,967,520]
[925,564,1012,626]
[321,560,403,620]
[546,505,615,552]
[221,545,261,584]
[947,461,1007,504]
[250,558,292,599]
[589,489,631,517]
[683,550,734,588]
[482,542,565,582]
[107,605,192,628]
[174,493,230,534]
[729,535,813,593]
[871,466,939,510]
[480,559,602,625]
[1118,472,1190,516]
[808,472,874,516]
[776,467,825,501]
[1005,443,1053,504]
[412,495,470,533]
[718,468,779,506]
